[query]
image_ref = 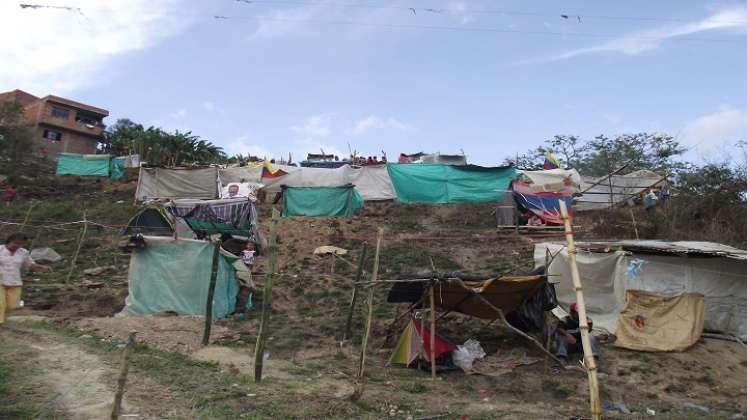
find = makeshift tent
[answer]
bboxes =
[387,274,547,319]
[135,167,218,201]
[282,185,363,217]
[55,153,124,179]
[165,198,259,238]
[122,207,174,236]
[123,237,239,319]
[344,165,395,201]
[387,164,516,204]
[575,170,664,211]
[404,152,467,165]
[615,290,704,352]
[535,241,747,340]
[389,319,457,365]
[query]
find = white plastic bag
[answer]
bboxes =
[30,247,62,262]
[453,339,486,372]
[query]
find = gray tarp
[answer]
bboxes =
[575,169,664,211]
[536,241,747,340]
[136,167,219,201]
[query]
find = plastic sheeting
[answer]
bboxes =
[282,186,363,217]
[535,242,747,340]
[136,167,218,200]
[387,164,516,204]
[615,290,704,352]
[123,237,238,319]
[516,168,581,193]
[56,153,112,177]
[575,170,664,211]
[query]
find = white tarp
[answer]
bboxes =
[218,164,395,200]
[575,169,664,211]
[516,168,582,193]
[136,167,218,201]
[536,242,747,340]
[220,182,263,199]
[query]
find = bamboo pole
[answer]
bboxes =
[110,332,136,420]
[429,281,437,380]
[201,242,221,346]
[343,242,368,342]
[559,201,602,420]
[66,210,88,283]
[254,208,280,383]
[357,228,383,379]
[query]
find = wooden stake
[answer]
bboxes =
[357,228,383,379]
[559,201,602,420]
[110,332,136,420]
[19,201,36,232]
[66,210,88,283]
[201,242,221,346]
[343,242,368,342]
[629,208,640,240]
[429,281,437,380]
[254,208,280,383]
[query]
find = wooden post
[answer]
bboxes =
[254,208,279,383]
[201,242,221,346]
[110,332,136,420]
[66,210,88,283]
[343,242,368,341]
[559,201,602,420]
[429,281,437,380]
[19,201,35,232]
[629,208,640,240]
[357,228,383,379]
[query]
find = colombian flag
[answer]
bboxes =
[543,151,561,170]
[261,160,288,178]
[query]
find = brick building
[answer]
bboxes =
[0,89,109,157]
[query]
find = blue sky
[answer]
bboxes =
[2,0,747,165]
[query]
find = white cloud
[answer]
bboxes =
[294,137,347,160]
[0,0,189,95]
[290,114,333,138]
[168,109,187,120]
[681,107,747,151]
[546,6,747,61]
[447,1,476,25]
[349,115,412,135]
[225,135,275,159]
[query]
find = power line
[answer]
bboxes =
[210,14,747,45]
[232,0,747,26]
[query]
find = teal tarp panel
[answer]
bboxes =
[282,186,363,217]
[110,157,126,180]
[56,153,111,177]
[387,163,517,204]
[125,238,238,319]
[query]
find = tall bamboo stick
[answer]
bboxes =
[357,228,383,379]
[66,210,87,282]
[254,208,279,383]
[110,332,136,420]
[429,281,437,379]
[19,201,35,232]
[343,242,368,341]
[201,242,221,346]
[559,201,601,420]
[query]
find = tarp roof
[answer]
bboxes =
[575,169,665,211]
[564,240,747,260]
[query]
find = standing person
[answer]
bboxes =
[0,233,52,326]
[4,185,17,207]
[234,240,257,319]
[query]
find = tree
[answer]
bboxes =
[0,101,32,164]
[102,118,225,166]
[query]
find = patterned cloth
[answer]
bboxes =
[0,246,33,286]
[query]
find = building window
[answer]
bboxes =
[51,106,70,119]
[43,129,63,141]
[75,111,102,127]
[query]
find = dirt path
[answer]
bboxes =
[2,320,190,420]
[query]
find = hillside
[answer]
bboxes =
[1,159,746,419]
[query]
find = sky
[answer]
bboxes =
[2,0,747,165]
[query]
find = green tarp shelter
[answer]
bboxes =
[55,153,125,180]
[124,237,238,319]
[387,163,516,204]
[282,185,363,217]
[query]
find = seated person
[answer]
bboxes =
[555,303,600,365]
[527,213,545,226]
